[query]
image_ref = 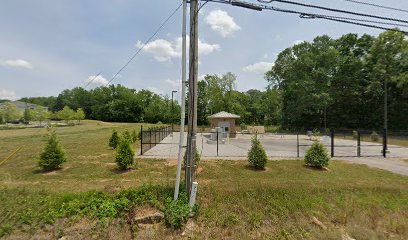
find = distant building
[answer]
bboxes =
[0,100,47,113]
[209,111,240,136]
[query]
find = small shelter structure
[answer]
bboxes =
[208,111,240,136]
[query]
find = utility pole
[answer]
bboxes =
[185,0,199,197]
[384,74,388,152]
[174,0,187,200]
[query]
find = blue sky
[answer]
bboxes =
[1,0,408,101]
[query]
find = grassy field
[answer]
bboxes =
[0,120,407,239]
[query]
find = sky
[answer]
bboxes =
[1,0,408,101]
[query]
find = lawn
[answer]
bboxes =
[0,120,407,239]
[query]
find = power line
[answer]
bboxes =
[267,6,408,35]
[202,0,408,35]
[104,2,183,87]
[320,15,408,29]
[257,0,408,24]
[343,0,408,14]
[83,72,101,89]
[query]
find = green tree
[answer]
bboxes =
[38,132,67,171]
[74,108,85,124]
[23,107,33,123]
[247,134,267,170]
[57,106,75,123]
[0,102,22,123]
[33,106,51,126]
[115,138,135,170]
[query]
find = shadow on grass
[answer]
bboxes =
[110,167,134,174]
[244,165,267,172]
[33,167,64,174]
[303,165,330,171]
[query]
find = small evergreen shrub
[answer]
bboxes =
[109,129,119,149]
[371,131,380,142]
[163,192,190,229]
[122,129,132,143]
[115,138,135,170]
[304,142,330,168]
[247,134,267,170]
[38,132,67,171]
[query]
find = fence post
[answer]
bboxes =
[140,125,143,155]
[216,130,219,157]
[297,132,299,158]
[357,131,361,157]
[149,130,152,149]
[155,128,157,145]
[383,129,387,158]
[330,129,334,158]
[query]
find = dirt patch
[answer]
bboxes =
[166,159,178,166]
[77,153,109,160]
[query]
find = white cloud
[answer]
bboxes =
[242,61,274,74]
[137,37,220,62]
[0,88,18,100]
[148,87,164,95]
[0,59,33,69]
[165,79,181,88]
[205,10,241,37]
[293,40,304,45]
[136,39,179,62]
[85,75,109,86]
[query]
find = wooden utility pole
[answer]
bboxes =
[185,0,198,196]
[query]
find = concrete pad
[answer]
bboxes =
[141,132,408,176]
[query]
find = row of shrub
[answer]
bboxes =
[247,135,330,170]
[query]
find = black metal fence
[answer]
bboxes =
[140,125,173,155]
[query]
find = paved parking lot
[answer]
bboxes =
[142,132,408,176]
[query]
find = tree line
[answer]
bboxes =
[0,102,85,125]
[7,30,408,130]
[266,30,408,131]
[19,84,181,124]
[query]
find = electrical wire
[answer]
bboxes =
[343,0,408,14]
[104,2,183,87]
[322,15,408,28]
[256,0,408,24]
[83,72,101,89]
[201,0,408,35]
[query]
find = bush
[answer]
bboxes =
[38,132,67,171]
[304,142,330,168]
[115,138,135,170]
[247,134,267,170]
[122,129,132,143]
[240,123,247,131]
[109,129,119,149]
[163,193,190,229]
[371,131,380,142]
